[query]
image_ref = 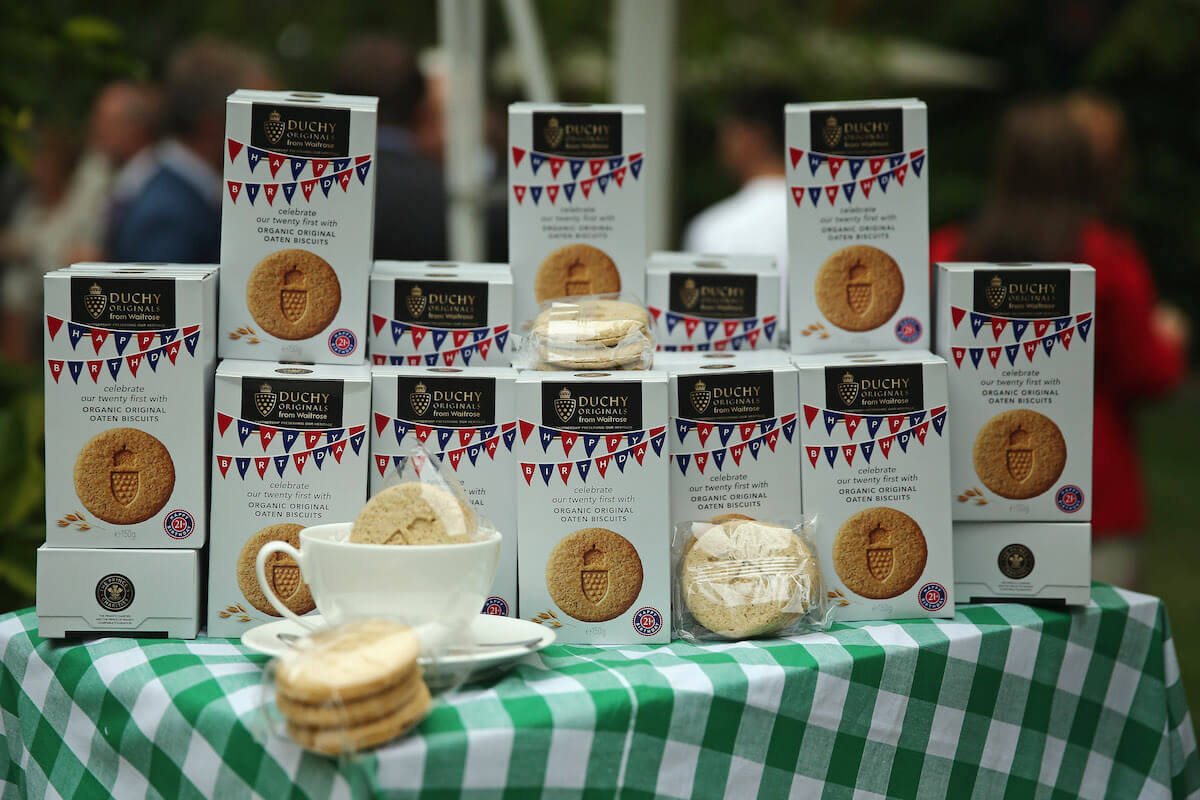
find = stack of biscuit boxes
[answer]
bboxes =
[38,264,217,639]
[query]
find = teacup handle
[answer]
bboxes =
[255,541,321,632]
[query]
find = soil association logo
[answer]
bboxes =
[837,372,859,406]
[543,116,564,149]
[84,283,107,319]
[409,381,432,417]
[96,573,135,613]
[679,278,699,309]
[985,275,1007,309]
[254,383,277,417]
[554,387,577,423]
[822,115,843,147]
[689,379,711,415]
[263,109,286,144]
[406,285,427,318]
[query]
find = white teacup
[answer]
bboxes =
[255,522,501,632]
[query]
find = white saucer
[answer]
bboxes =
[242,614,555,685]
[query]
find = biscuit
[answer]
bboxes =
[246,249,341,340]
[277,666,422,727]
[73,427,175,525]
[832,507,926,599]
[682,519,820,638]
[350,482,477,545]
[814,245,904,331]
[533,298,651,369]
[237,523,315,617]
[709,513,755,524]
[972,409,1066,499]
[534,244,621,303]
[286,681,431,756]
[275,619,422,704]
[546,528,643,622]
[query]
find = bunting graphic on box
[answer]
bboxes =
[672,413,797,475]
[656,319,774,352]
[646,307,778,346]
[800,404,947,468]
[225,144,371,207]
[45,317,202,384]
[370,316,508,363]
[215,425,366,480]
[227,138,373,182]
[787,148,925,209]
[947,315,1092,370]
[518,419,665,459]
[950,307,1094,342]
[511,152,643,205]
[519,425,667,487]
[373,415,516,475]
[216,413,359,453]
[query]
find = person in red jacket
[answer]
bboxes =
[931,98,1188,590]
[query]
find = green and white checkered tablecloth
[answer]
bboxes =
[0,585,1196,799]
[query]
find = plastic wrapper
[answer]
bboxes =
[517,294,655,371]
[671,515,834,642]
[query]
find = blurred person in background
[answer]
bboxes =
[108,37,274,263]
[684,86,792,327]
[92,80,163,260]
[335,35,448,260]
[931,99,1189,589]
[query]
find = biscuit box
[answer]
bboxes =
[515,371,669,643]
[369,261,513,366]
[786,99,929,353]
[220,90,377,363]
[370,365,518,617]
[208,360,370,637]
[645,253,783,352]
[933,262,1095,521]
[953,522,1091,606]
[508,103,646,326]
[793,351,954,620]
[44,265,217,548]
[654,351,802,528]
[37,546,201,639]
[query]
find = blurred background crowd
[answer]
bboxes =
[0,2,1196,705]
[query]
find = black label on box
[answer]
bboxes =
[824,364,924,414]
[241,377,344,429]
[678,369,775,422]
[396,376,495,427]
[809,108,903,156]
[542,381,642,433]
[251,103,351,158]
[972,269,1071,318]
[393,279,489,328]
[668,272,757,318]
[70,276,176,331]
[532,111,622,157]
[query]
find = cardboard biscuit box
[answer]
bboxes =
[508,103,646,326]
[369,261,513,366]
[370,365,518,616]
[794,351,954,620]
[220,90,377,363]
[208,360,370,637]
[645,253,783,352]
[654,351,801,529]
[37,546,201,639]
[786,99,929,352]
[933,262,1095,521]
[44,265,217,548]
[515,371,669,643]
[954,522,1091,606]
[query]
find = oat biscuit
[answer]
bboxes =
[286,681,431,756]
[682,519,820,638]
[277,666,422,728]
[532,298,652,369]
[350,482,477,545]
[73,428,175,525]
[534,244,621,303]
[709,513,755,524]
[546,528,643,622]
[246,249,341,340]
[275,619,422,704]
[237,523,315,617]
[972,409,1067,499]
[814,245,904,331]
[832,507,927,599]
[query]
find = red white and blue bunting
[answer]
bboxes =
[216,414,363,453]
[215,425,365,480]
[673,413,797,475]
[787,148,925,208]
[949,320,1091,369]
[656,322,777,352]
[950,307,1093,342]
[511,152,643,205]
[519,419,664,459]
[227,139,373,181]
[374,413,516,453]
[520,433,667,486]
[369,316,509,363]
[647,307,778,344]
[801,405,947,468]
[46,318,201,384]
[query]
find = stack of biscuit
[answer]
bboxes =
[274,618,430,755]
[530,297,653,370]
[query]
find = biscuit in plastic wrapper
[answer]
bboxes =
[515,293,655,371]
[256,616,475,758]
[671,515,835,641]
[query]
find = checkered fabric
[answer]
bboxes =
[1,585,1196,799]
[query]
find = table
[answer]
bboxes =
[1,585,1196,799]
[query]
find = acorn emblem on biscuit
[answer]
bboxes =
[409,381,431,417]
[581,544,608,603]
[110,445,138,506]
[544,116,563,149]
[680,278,699,309]
[254,383,277,417]
[264,109,285,144]
[986,275,1007,308]
[690,379,711,415]
[837,372,859,406]
[823,115,842,147]
[84,282,106,319]
[406,285,427,318]
[554,387,576,423]
[846,262,872,315]
[866,525,894,582]
[271,561,302,602]
[1006,427,1033,482]
[280,267,308,322]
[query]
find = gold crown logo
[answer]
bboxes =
[694,379,706,392]
[414,381,427,394]
[269,110,281,122]
[89,283,102,296]
[260,383,272,394]
[990,275,1003,287]
[559,387,571,400]
[842,372,854,384]
[411,286,423,297]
